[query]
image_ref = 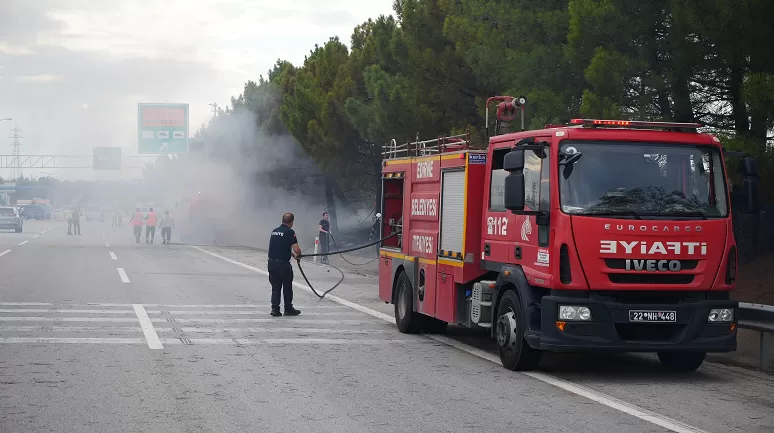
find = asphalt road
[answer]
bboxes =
[0,220,772,433]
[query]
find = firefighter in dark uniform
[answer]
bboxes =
[267,212,302,317]
[318,211,331,264]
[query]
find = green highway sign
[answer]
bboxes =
[93,147,122,170]
[137,103,189,154]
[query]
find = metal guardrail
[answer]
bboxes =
[738,302,774,371]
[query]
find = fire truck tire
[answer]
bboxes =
[656,351,706,372]
[495,290,541,370]
[394,271,425,334]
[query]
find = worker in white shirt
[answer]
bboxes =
[159,210,175,244]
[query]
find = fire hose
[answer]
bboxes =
[296,231,401,299]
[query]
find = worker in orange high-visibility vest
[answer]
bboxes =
[130,208,143,243]
[145,208,158,244]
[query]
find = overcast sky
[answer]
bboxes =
[0,0,394,181]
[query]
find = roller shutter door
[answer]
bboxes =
[440,170,465,254]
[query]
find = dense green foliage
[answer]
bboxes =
[192,0,774,205]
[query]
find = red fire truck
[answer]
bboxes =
[377,96,760,372]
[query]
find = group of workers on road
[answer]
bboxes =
[128,208,175,244]
[62,205,175,244]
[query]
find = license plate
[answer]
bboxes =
[629,310,676,322]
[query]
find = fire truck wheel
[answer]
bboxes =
[394,271,424,334]
[656,351,706,372]
[495,290,541,371]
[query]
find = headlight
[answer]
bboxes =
[558,305,592,321]
[708,308,734,322]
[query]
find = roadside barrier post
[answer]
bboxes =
[313,236,319,263]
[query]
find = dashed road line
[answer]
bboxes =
[133,304,163,350]
[33,234,39,238]
[17,240,27,246]
[109,252,117,260]
[117,268,130,283]
[0,249,11,257]
[188,245,710,433]
[105,242,110,247]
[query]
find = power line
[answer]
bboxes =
[8,125,22,180]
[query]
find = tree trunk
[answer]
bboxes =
[669,3,696,122]
[324,175,339,237]
[729,63,750,135]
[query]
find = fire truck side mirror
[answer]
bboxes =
[503,149,526,212]
[502,148,524,171]
[740,157,760,214]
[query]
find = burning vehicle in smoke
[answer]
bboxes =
[180,193,220,245]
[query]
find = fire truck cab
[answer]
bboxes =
[377,96,760,372]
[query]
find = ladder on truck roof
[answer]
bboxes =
[382,131,472,160]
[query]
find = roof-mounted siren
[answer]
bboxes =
[569,118,703,132]
[486,95,527,137]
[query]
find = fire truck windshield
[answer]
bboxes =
[558,141,728,218]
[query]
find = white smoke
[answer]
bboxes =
[140,101,372,251]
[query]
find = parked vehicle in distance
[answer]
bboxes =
[19,204,46,220]
[0,206,23,232]
[84,204,104,221]
[41,204,54,219]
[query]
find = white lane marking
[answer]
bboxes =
[117,268,130,283]
[143,310,360,316]
[0,326,142,332]
[152,318,375,324]
[33,235,39,238]
[154,327,392,334]
[190,245,709,433]
[0,249,11,257]
[18,240,28,246]
[143,304,342,309]
[0,337,146,344]
[161,338,421,345]
[133,304,163,350]
[0,302,52,306]
[0,317,148,322]
[105,242,110,247]
[109,252,117,260]
[0,309,134,314]
[0,308,351,316]
[0,317,376,324]
[0,302,341,308]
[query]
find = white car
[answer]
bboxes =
[0,206,23,232]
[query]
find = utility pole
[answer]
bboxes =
[9,125,22,181]
[208,102,218,119]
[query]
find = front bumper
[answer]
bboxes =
[0,223,20,230]
[530,296,737,353]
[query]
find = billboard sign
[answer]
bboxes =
[137,103,189,154]
[93,147,122,170]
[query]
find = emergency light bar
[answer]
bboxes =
[570,118,703,131]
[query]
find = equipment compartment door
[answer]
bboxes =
[416,261,437,316]
[434,266,456,323]
[378,255,393,304]
[439,170,466,257]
